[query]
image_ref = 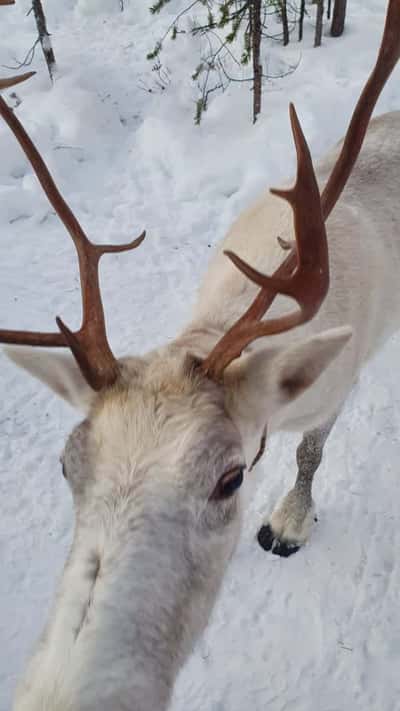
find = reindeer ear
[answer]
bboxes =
[224,326,352,435]
[3,346,96,413]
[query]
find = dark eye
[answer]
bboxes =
[211,467,245,501]
[60,458,67,479]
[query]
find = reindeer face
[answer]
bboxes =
[9,347,246,710]
[54,350,244,662]
[62,361,244,526]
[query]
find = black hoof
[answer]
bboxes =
[271,540,300,558]
[257,524,302,557]
[257,524,275,551]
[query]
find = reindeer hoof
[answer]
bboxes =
[271,540,300,557]
[257,524,301,557]
[257,524,275,551]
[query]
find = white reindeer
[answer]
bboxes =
[1,1,400,709]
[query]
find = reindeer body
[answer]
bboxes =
[193,111,400,434]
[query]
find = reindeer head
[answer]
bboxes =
[6,323,349,710]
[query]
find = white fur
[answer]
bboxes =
[194,112,400,434]
[5,111,400,710]
[269,493,316,546]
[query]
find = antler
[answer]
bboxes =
[0,72,36,90]
[0,73,145,390]
[202,0,400,381]
[202,104,327,379]
[322,0,400,220]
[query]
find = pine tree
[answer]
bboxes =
[148,1,296,123]
[277,1,289,46]
[250,0,262,122]
[330,0,347,37]
[32,0,56,80]
[298,0,306,41]
[314,0,324,47]
[147,1,348,123]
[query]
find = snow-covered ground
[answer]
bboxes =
[1,1,399,709]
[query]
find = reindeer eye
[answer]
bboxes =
[60,457,67,479]
[211,467,245,501]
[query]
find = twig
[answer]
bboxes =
[32,0,56,81]
[2,38,39,70]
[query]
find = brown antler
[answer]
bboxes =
[0,72,36,90]
[322,0,400,220]
[202,0,400,381]
[0,74,145,390]
[202,104,328,379]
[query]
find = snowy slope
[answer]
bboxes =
[1,1,400,709]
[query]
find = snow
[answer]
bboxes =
[1,1,399,709]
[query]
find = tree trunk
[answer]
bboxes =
[251,0,262,123]
[279,1,289,46]
[32,0,56,81]
[330,0,347,37]
[314,0,324,47]
[327,0,332,20]
[298,0,306,41]
[0,0,15,5]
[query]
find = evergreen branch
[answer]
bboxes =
[147,0,203,59]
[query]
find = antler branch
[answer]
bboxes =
[0,75,145,390]
[322,0,400,220]
[202,105,328,379]
[0,72,36,90]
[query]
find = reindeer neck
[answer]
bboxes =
[174,322,226,360]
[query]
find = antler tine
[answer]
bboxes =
[322,0,400,219]
[0,72,36,91]
[0,82,145,391]
[229,104,328,305]
[202,105,328,379]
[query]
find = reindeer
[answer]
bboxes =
[1,1,400,709]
